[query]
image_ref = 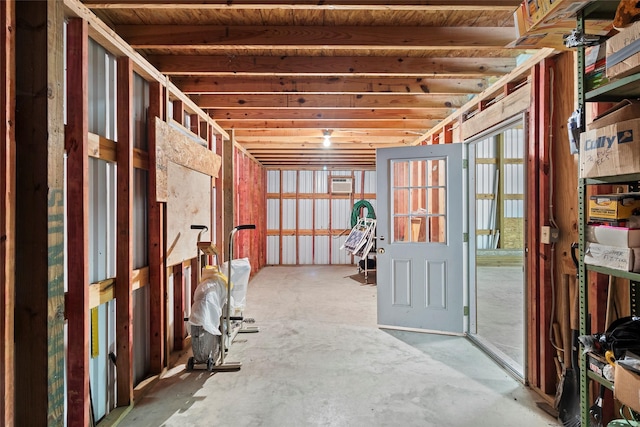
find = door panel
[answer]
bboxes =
[376,144,465,334]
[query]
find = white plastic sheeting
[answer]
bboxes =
[189,275,226,336]
[221,258,252,314]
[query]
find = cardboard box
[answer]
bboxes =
[607,20,640,79]
[614,363,640,413]
[584,242,640,272]
[579,118,640,178]
[589,193,640,220]
[526,0,592,31]
[588,100,640,131]
[586,225,640,247]
[512,2,612,50]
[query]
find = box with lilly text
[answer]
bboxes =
[580,118,640,178]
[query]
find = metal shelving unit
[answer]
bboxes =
[577,4,640,425]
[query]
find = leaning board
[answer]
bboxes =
[166,161,212,267]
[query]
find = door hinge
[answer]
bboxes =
[464,306,469,316]
[462,159,468,169]
[463,232,468,242]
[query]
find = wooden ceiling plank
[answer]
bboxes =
[118,25,515,50]
[151,55,517,76]
[83,1,520,10]
[172,75,489,95]
[193,93,469,109]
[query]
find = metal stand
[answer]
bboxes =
[213,224,256,372]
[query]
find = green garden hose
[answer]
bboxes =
[351,200,376,228]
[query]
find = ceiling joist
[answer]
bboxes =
[151,55,518,77]
[80,0,549,169]
[83,1,521,10]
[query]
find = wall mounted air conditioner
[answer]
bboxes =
[330,177,353,194]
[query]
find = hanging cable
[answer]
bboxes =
[351,200,376,228]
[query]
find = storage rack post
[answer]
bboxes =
[576,5,640,424]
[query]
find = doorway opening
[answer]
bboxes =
[467,116,526,379]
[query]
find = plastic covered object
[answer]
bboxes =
[222,258,251,314]
[189,274,226,336]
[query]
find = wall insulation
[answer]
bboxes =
[234,148,267,272]
[266,169,377,265]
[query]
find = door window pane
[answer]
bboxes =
[391,157,447,244]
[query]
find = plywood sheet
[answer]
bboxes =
[166,161,212,267]
[155,118,221,202]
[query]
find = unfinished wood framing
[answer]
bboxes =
[147,80,166,374]
[526,64,541,390]
[116,56,135,408]
[0,1,15,425]
[172,264,185,350]
[14,1,66,424]
[65,17,91,427]
[536,59,554,395]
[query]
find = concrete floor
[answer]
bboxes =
[475,266,525,371]
[119,266,559,427]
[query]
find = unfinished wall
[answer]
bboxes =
[266,169,377,265]
[234,148,267,273]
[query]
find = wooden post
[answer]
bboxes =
[173,264,185,350]
[147,81,165,374]
[223,133,234,262]
[0,1,15,425]
[65,17,90,427]
[527,64,541,388]
[116,56,134,407]
[14,0,65,424]
[215,133,224,255]
[538,58,555,394]
[172,100,184,125]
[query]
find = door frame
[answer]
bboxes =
[465,113,528,380]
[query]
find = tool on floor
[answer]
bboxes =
[556,242,581,427]
[213,224,257,372]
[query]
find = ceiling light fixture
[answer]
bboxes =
[323,130,332,147]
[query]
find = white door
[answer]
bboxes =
[376,144,466,334]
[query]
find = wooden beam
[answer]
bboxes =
[527,63,541,389]
[65,17,91,427]
[147,81,165,374]
[0,1,15,425]
[116,56,134,408]
[151,55,516,77]
[238,135,414,144]
[62,0,224,141]
[223,132,234,262]
[194,94,468,109]
[537,58,554,395]
[119,25,515,51]
[14,1,65,424]
[215,119,440,130]
[209,108,451,121]
[173,76,489,95]
[415,47,555,144]
[82,1,521,10]
[172,264,185,350]
[461,83,531,140]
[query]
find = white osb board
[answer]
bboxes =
[166,161,212,267]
